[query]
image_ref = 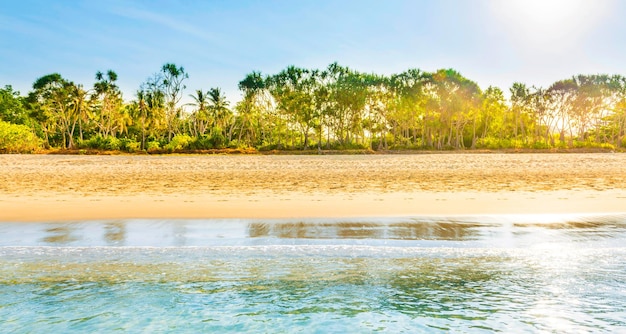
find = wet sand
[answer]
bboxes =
[1,154,625,221]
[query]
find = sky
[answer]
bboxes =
[1,0,624,104]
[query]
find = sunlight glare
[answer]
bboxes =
[490,0,613,53]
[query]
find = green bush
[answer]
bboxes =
[531,140,551,149]
[209,131,226,148]
[147,140,161,152]
[80,136,97,149]
[0,121,41,153]
[227,139,244,149]
[476,137,532,150]
[164,134,194,151]
[573,140,603,149]
[327,142,369,150]
[475,137,504,149]
[258,143,287,151]
[188,136,214,150]
[80,135,121,150]
[119,138,140,152]
[600,143,616,150]
[555,141,569,149]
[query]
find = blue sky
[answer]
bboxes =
[1,0,624,103]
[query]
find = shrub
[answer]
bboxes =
[510,139,525,149]
[80,135,121,150]
[187,136,213,150]
[0,121,41,153]
[119,138,141,152]
[600,143,616,150]
[80,136,97,149]
[531,140,551,149]
[475,137,503,149]
[146,140,161,152]
[555,141,568,149]
[327,142,369,150]
[164,134,194,151]
[105,136,121,150]
[572,140,614,149]
[475,137,534,150]
[209,131,226,148]
[227,139,244,149]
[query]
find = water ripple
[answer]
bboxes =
[1,216,625,332]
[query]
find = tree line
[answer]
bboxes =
[1,62,626,153]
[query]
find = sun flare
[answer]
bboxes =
[490,0,613,52]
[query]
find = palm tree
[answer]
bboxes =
[135,78,166,149]
[93,70,123,137]
[188,89,209,137]
[207,87,231,138]
[161,63,188,141]
[69,83,91,143]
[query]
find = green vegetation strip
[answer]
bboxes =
[2,64,626,154]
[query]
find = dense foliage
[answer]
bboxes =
[0,121,41,153]
[2,63,626,152]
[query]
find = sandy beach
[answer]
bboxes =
[1,153,625,222]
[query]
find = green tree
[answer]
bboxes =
[509,82,531,141]
[207,87,231,141]
[188,89,210,137]
[135,75,166,149]
[546,79,578,144]
[27,73,79,148]
[425,69,482,149]
[161,63,188,141]
[325,64,370,146]
[237,71,279,148]
[386,69,429,147]
[569,74,619,142]
[92,70,126,138]
[481,86,508,143]
[0,85,28,124]
[69,83,91,142]
[268,66,319,149]
[608,86,626,147]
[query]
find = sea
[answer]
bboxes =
[1,215,625,333]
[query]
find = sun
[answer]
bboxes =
[489,0,613,52]
[503,0,589,28]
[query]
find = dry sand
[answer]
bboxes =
[1,153,625,221]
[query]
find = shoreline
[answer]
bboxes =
[2,190,625,222]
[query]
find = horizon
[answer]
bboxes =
[2,0,625,104]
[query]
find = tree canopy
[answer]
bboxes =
[2,63,626,153]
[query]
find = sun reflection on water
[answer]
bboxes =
[0,215,625,332]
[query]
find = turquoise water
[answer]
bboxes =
[1,215,626,333]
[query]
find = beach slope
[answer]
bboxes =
[1,154,625,221]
